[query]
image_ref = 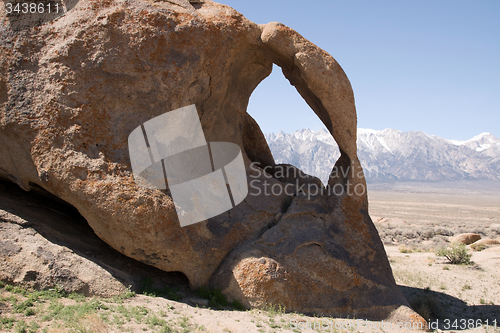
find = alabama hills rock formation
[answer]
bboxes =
[1,0,424,324]
[0,180,188,297]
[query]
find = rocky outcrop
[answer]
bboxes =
[0,180,188,296]
[0,0,423,323]
[451,233,481,245]
[1,218,125,297]
[471,238,500,251]
[475,238,500,246]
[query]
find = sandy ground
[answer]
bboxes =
[387,245,500,330]
[97,243,500,333]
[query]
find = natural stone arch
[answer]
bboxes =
[208,21,365,197]
[197,22,362,199]
[0,0,423,325]
[260,22,363,192]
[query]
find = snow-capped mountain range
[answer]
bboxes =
[264,128,500,184]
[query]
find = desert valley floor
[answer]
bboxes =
[368,181,500,332]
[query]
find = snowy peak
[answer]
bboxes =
[449,132,500,153]
[465,133,499,152]
[265,128,500,183]
[465,132,497,143]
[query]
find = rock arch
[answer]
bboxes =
[0,0,423,325]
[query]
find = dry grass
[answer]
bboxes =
[47,314,108,333]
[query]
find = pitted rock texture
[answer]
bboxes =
[1,0,424,323]
[0,180,188,296]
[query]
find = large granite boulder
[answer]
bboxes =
[0,180,187,297]
[450,233,481,245]
[0,0,425,324]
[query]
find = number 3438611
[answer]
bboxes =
[5,3,61,14]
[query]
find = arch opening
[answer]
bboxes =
[244,64,339,185]
[246,64,325,136]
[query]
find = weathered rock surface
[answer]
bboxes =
[472,238,500,249]
[1,0,423,323]
[0,180,188,296]
[451,233,482,245]
[477,238,500,245]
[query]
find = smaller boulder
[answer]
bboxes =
[476,238,500,246]
[470,238,499,251]
[450,233,481,245]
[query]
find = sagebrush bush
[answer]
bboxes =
[435,227,453,236]
[393,228,403,236]
[471,227,486,235]
[403,230,418,239]
[488,224,500,236]
[436,243,472,265]
[382,237,393,245]
[420,228,435,240]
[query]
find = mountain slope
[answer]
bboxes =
[264,129,500,184]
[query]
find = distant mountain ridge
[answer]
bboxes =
[264,128,500,184]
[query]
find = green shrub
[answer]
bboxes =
[231,300,246,311]
[398,246,413,253]
[146,314,166,328]
[11,286,27,295]
[14,320,28,333]
[35,285,66,300]
[263,303,286,317]
[13,299,34,313]
[138,278,181,301]
[24,308,35,316]
[195,287,228,309]
[0,316,17,329]
[436,243,472,265]
[68,293,87,302]
[471,243,487,251]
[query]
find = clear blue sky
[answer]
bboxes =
[221,0,500,141]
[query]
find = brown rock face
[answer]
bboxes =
[0,0,423,323]
[451,233,482,245]
[0,180,186,297]
[474,238,500,246]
